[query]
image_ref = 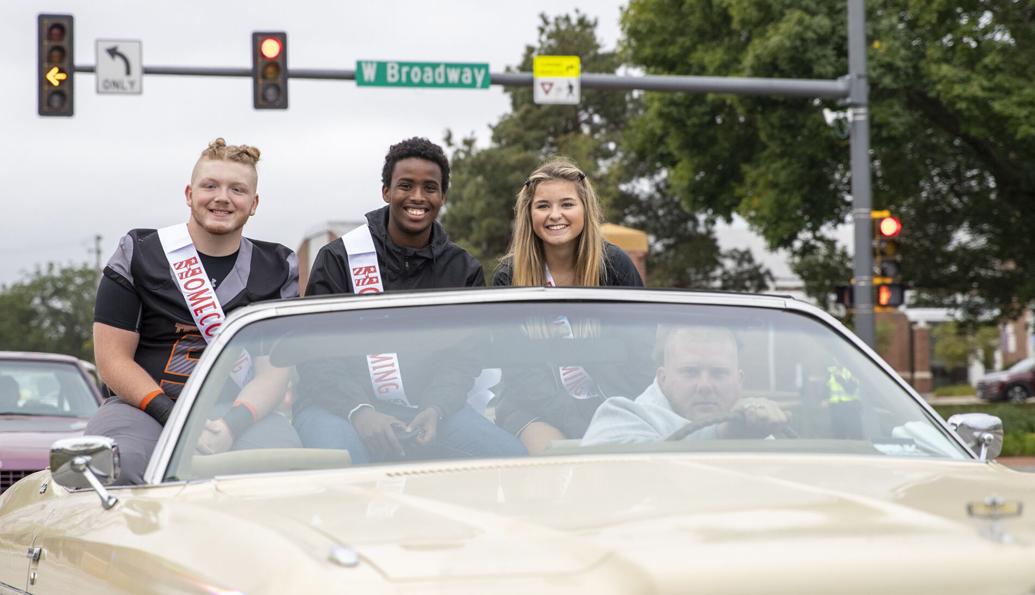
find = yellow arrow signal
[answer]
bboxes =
[45,66,68,87]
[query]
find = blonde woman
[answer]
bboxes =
[493,159,647,453]
[492,159,642,288]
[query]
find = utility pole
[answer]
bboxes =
[847,0,875,348]
[93,234,103,275]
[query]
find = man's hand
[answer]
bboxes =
[352,407,406,458]
[407,407,440,446]
[197,418,235,454]
[723,398,790,438]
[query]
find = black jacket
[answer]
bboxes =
[296,207,484,419]
[491,241,643,287]
[306,206,484,296]
[492,322,656,439]
[490,241,645,438]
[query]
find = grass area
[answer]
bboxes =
[932,384,975,397]
[932,402,1035,456]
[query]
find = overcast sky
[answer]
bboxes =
[1,0,800,286]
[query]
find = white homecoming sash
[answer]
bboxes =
[544,265,556,287]
[550,315,600,400]
[342,225,384,294]
[341,226,414,407]
[157,223,252,388]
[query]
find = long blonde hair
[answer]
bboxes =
[506,158,606,286]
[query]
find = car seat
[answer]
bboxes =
[0,375,21,412]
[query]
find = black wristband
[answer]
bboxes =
[222,404,254,440]
[144,393,176,426]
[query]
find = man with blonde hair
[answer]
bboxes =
[87,138,300,484]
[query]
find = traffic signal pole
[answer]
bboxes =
[71,66,851,97]
[64,0,877,346]
[847,0,875,347]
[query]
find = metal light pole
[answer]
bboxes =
[847,0,875,347]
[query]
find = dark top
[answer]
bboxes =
[306,206,484,296]
[296,207,486,419]
[490,241,646,438]
[491,241,643,287]
[95,228,298,398]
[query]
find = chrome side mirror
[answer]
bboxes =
[50,436,121,509]
[947,413,1004,461]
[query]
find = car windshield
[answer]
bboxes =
[0,360,98,418]
[164,300,969,481]
[1007,357,1035,373]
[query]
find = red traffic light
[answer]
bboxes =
[259,37,282,60]
[878,216,902,238]
[252,32,287,110]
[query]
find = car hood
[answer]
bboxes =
[978,372,1010,384]
[0,416,88,469]
[158,454,1035,593]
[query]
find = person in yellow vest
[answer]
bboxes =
[826,363,862,439]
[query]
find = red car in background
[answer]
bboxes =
[976,357,1035,403]
[0,352,103,493]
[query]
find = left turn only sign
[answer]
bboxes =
[95,40,142,94]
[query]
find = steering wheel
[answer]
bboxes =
[664,414,734,441]
[664,411,798,441]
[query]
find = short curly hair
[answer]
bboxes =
[381,137,450,193]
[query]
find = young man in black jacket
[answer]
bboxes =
[294,137,524,463]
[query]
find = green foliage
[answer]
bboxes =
[622,0,1035,318]
[932,383,976,397]
[444,11,773,288]
[932,322,999,370]
[933,403,1035,457]
[0,263,97,361]
[443,12,634,270]
[790,237,852,311]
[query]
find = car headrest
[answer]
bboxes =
[0,375,20,411]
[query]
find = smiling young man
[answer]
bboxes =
[87,138,300,485]
[295,137,524,463]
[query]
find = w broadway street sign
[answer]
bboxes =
[356,60,489,89]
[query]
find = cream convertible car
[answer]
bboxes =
[1,288,1032,594]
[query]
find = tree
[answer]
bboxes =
[790,237,852,311]
[932,321,999,371]
[0,263,97,361]
[444,11,772,289]
[443,12,635,269]
[622,0,1035,318]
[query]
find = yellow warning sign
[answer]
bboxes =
[533,55,580,78]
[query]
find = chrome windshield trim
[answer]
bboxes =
[144,287,972,483]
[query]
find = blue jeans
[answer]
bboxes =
[293,404,526,465]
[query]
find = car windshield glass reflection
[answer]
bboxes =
[0,361,98,418]
[164,302,968,481]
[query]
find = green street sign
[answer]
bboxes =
[356,60,490,89]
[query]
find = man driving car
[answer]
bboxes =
[582,324,790,445]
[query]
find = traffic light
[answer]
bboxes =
[876,283,904,308]
[872,210,904,307]
[252,32,287,109]
[38,14,74,117]
[834,285,853,308]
